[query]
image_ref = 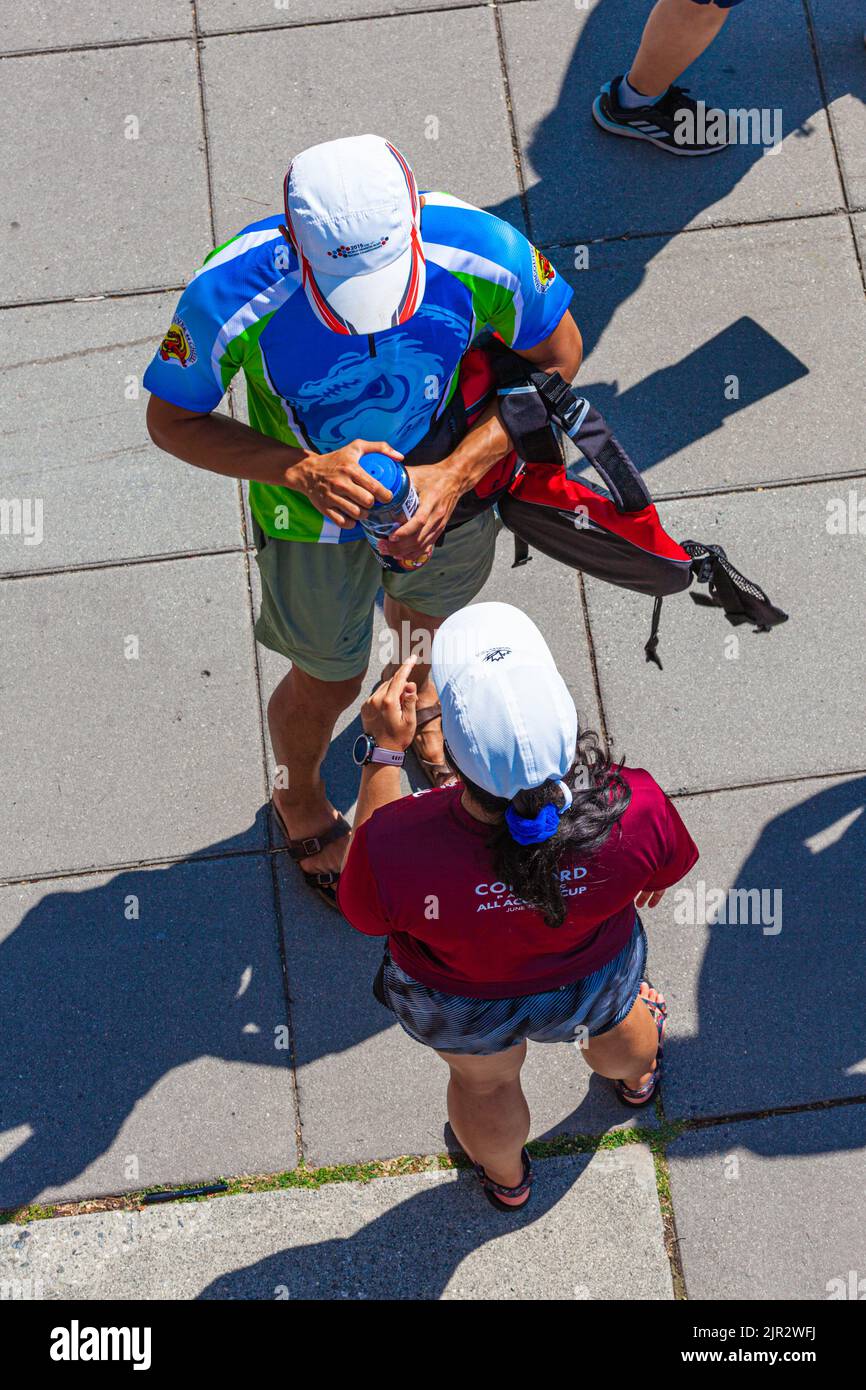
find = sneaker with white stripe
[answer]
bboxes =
[592,75,729,156]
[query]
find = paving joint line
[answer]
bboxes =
[576,570,611,750]
[5,757,863,888]
[4,467,863,586]
[652,1145,687,1300]
[0,842,284,890]
[0,3,541,63]
[7,1092,866,1225]
[543,203,857,254]
[667,766,866,801]
[801,0,866,299]
[191,0,217,251]
[673,1091,866,1132]
[7,210,862,315]
[0,545,247,584]
[187,0,280,875]
[654,1085,688,1298]
[0,286,186,312]
[651,469,866,503]
[492,2,533,239]
[267,846,306,1168]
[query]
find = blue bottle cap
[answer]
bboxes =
[359,451,403,505]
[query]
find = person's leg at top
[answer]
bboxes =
[593,0,745,155]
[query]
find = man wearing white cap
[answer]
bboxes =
[339,604,698,1210]
[145,135,582,907]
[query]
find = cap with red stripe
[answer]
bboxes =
[283,134,426,336]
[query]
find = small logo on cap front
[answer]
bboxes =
[326,236,390,259]
[481,647,512,662]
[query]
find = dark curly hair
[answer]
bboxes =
[452,730,631,929]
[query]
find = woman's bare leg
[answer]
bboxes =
[580,984,665,1091]
[437,1042,529,1201]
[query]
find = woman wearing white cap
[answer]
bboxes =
[339,603,698,1211]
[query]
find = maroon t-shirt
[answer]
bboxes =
[338,767,699,998]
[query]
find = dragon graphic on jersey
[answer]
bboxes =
[288,307,468,452]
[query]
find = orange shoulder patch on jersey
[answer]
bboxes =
[530,247,556,294]
[158,316,197,367]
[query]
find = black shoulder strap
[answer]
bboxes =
[487,339,563,464]
[485,339,650,514]
[531,371,651,514]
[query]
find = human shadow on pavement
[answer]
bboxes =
[566,316,808,485]
[662,774,866,1149]
[481,0,866,477]
[196,1155,593,1301]
[0,810,298,1210]
[3,777,862,1208]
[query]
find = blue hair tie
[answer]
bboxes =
[505,780,573,845]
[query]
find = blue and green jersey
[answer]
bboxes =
[143,193,572,542]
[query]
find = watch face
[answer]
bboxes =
[352,733,372,766]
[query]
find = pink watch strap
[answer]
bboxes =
[370,745,405,767]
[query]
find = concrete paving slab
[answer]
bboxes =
[668,1108,866,1300]
[643,774,866,1120]
[0,1147,672,1299]
[563,216,865,495]
[201,10,524,242]
[1,44,211,303]
[582,482,865,792]
[0,854,296,1209]
[810,0,866,212]
[854,212,866,274]
[199,0,474,33]
[0,553,267,880]
[0,2,193,54]
[0,295,243,574]
[500,0,843,246]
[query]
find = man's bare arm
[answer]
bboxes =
[146,394,396,528]
[515,308,583,381]
[450,309,584,484]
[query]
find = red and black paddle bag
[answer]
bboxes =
[407,341,788,668]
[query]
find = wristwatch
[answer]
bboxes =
[352,733,406,768]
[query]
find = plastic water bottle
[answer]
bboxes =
[358,452,431,572]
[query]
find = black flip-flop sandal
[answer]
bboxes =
[272,803,351,912]
[471,1147,533,1213]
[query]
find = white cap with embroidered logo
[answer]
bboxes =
[431,602,579,800]
[283,133,426,336]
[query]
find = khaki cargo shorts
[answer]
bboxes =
[253,511,497,682]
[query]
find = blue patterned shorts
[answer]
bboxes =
[379,916,647,1056]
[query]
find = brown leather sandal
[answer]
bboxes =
[412,703,456,788]
[379,664,454,789]
[272,804,351,911]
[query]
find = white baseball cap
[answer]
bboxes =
[283,134,426,335]
[431,603,579,800]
